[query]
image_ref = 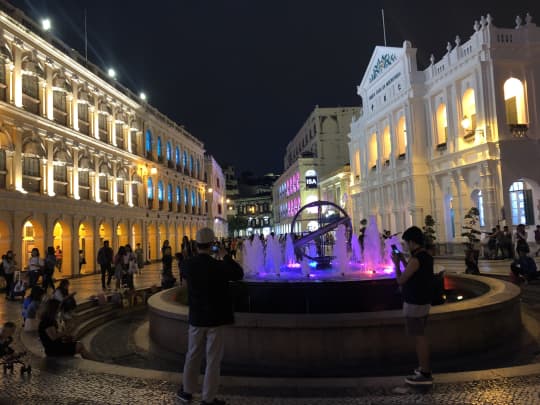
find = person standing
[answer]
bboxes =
[2,251,17,300]
[27,248,44,288]
[515,224,529,258]
[54,246,63,272]
[502,226,513,259]
[134,243,144,275]
[177,228,244,405]
[392,226,434,386]
[534,225,540,257]
[97,241,113,290]
[42,247,57,292]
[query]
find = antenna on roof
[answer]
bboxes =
[381,9,387,46]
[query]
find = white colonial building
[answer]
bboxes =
[349,13,540,248]
[204,154,227,238]
[0,4,208,275]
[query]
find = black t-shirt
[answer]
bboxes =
[402,249,434,305]
[38,318,57,349]
[181,253,244,327]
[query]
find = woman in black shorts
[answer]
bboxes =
[38,299,95,359]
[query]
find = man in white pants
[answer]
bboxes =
[177,228,244,405]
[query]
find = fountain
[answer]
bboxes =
[148,201,522,376]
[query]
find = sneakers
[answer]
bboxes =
[405,369,433,385]
[201,399,227,405]
[176,389,193,403]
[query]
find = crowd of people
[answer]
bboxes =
[0,221,539,403]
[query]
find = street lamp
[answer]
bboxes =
[107,68,116,79]
[139,92,147,101]
[41,18,51,31]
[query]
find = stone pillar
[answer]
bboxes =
[71,84,79,131]
[92,106,99,139]
[72,148,79,199]
[12,44,22,107]
[71,218,80,276]
[40,158,48,195]
[111,160,117,205]
[12,126,22,191]
[45,136,54,196]
[66,94,74,128]
[109,115,115,146]
[45,66,53,120]
[482,161,500,227]
[89,171,97,202]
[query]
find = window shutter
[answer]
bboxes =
[524,189,534,225]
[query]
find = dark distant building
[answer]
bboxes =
[226,169,280,237]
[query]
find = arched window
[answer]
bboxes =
[183,151,188,169]
[147,178,154,200]
[396,116,407,157]
[166,141,172,162]
[368,132,378,169]
[175,147,181,167]
[184,187,189,206]
[158,180,164,201]
[382,126,391,164]
[435,103,448,146]
[176,186,182,211]
[189,155,194,174]
[191,190,196,207]
[196,160,200,178]
[504,78,527,125]
[461,88,476,137]
[145,130,152,158]
[157,137,163,161]
[509,181,534,225]
[167,183,173,210]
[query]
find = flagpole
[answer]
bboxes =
[381,9,387,46]
[84,8,88,63]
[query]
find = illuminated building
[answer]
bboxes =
[0,4,207,274]
[349,13,540,248]
[204,154,227,238]
[274,106,359,234]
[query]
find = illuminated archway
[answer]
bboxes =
[168,223,177,254]
[53,221,72,276]
[382,126,391,163]
[147,223,157,261]
[436,103,448,145]
[396,116,407,156]
[78,221,94,274]
[98,221,113,248]
[503,78,527,125]
[158,223,167,256]
[132,222,142,247]
[116,222,128,247]
[21,219,45,268]
[368,132,378,169]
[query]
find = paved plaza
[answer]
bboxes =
[2,259,540,404]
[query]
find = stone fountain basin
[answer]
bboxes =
[148,274,521,376]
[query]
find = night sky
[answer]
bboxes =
[9,1,540,175]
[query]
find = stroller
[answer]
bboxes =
[1,351,31,375]
[10,271,27,301]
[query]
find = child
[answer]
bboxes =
[0,322,16,357]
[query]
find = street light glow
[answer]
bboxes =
[140,92,147,101]
[107,68,116,78]
[41,18,51,31]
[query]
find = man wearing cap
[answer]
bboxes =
[177,228,244,405]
